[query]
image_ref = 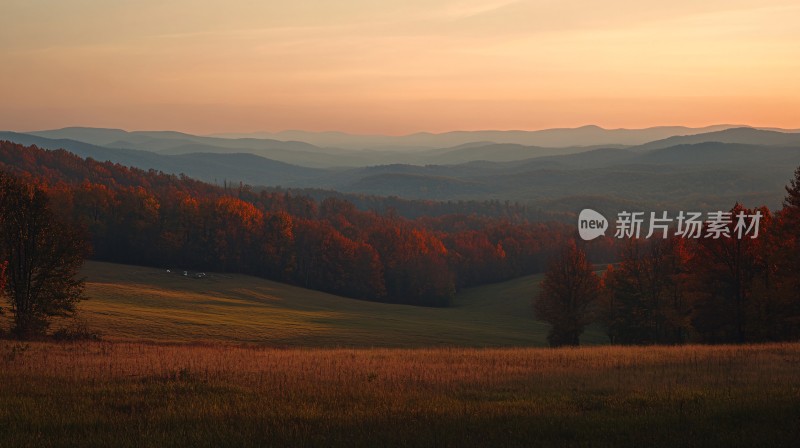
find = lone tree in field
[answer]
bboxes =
[534,240,600,347]
[0,173,86,338]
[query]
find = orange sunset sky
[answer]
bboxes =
[1,0,799,135]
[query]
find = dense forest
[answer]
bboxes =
[0,141,615,306]
[536,187,800,345]
[257,186,573,222]
[600,197,799,343]
[1,140,797,343]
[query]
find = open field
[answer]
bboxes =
[40,261,605,346]
[0,341,798,447]
[4,262,796,447]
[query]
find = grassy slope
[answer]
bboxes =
[70,261,606,346]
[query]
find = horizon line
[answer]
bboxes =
[15,123,800,138]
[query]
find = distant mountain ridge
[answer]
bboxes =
[636,127,800,150]
[212,124,749,149]
[3,126,799,211]
[16,124,800,168]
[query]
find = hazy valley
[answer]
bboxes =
[4,125,800,214]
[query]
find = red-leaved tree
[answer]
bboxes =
[534,240,601,347]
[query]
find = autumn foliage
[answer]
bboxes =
[552,200,799,345]
[533,240,600,346]
[535,170,800,346]
[0,141,574,307]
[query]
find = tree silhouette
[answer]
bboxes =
[768,166,800,339]
[534,240,600,347]
[0,173,86,338]
[784,166,800,210]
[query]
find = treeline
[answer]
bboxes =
[536,176,800,345]
[259,186,572,222]
[0,141,588,306]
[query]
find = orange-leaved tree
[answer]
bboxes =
[534,240,600,347]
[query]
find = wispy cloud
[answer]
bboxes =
[435,0,521,19]
[1,0,798,133]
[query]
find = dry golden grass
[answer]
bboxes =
[1,262,797,446]
[1,340,798,447]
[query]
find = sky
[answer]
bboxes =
[1,0,799,135]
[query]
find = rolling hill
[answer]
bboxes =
[636,127,800,151]
[26,127,368,167]
[4,126,800,211]
[26,125,800,167]
[24,127,605,166]
[58,261,607,347]
[329,143,800,208]
[0,131,325,187]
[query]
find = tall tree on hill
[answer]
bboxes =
[0,173,86,338]
[768,166,800,339]
[533,240,600,347]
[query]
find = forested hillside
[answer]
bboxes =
[0,141,612,306]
